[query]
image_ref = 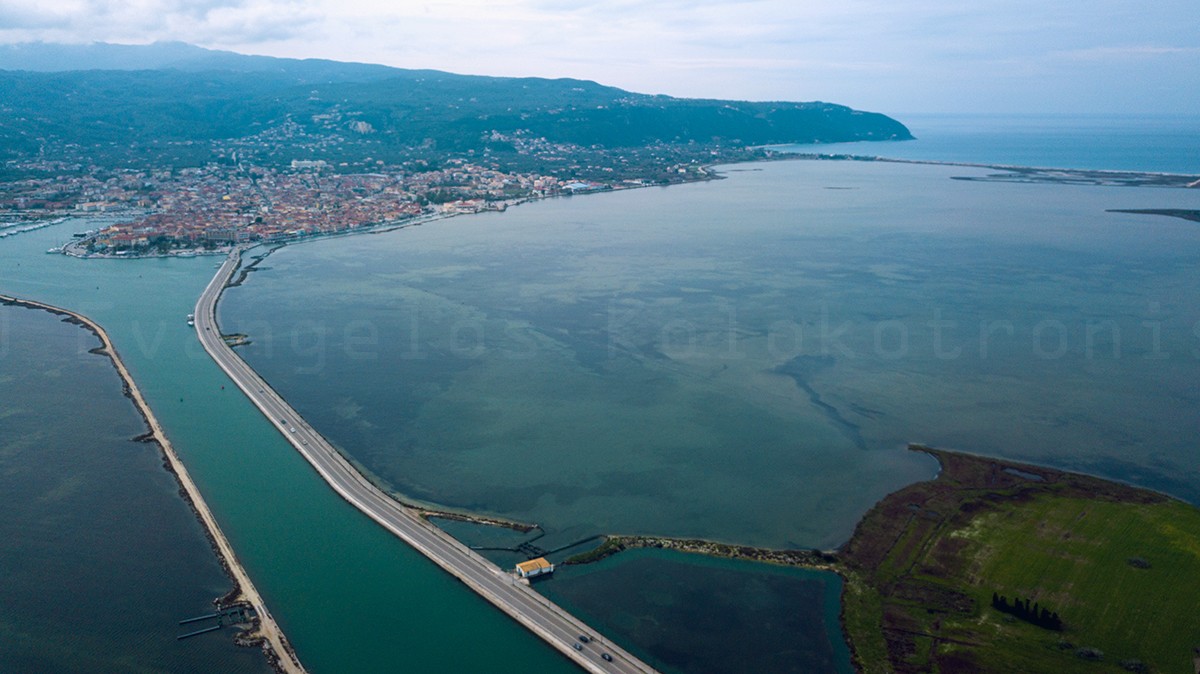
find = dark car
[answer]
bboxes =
[602,653,613,662]
[573,642,583,651]
[578,635,591,643]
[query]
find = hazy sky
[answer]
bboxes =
[1,0,1198,114]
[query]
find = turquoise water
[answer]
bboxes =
[0,223,579,672]
[0,305,274,674]
[780,113,1200,174]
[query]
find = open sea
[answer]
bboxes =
[779,113,1200,174]
[2,114,1199,673]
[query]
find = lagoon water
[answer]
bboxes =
[219,150,1199,671]
[0,224,579,671]
[224,159,1200,554]
[537,548,853,674]
[3,115,1200,673]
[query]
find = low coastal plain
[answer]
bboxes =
[840,445,1200,674]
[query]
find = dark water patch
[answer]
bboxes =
[1107,208,1200,223]
[432,517,542,551]
[773,355,867,450]
[539,548,853,674]
[848,402,886,419]
[0,305,274,674]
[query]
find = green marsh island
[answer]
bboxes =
[568,445,1200,673]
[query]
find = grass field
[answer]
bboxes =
[838,446,1200,674]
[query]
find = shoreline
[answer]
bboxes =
[0,294,305,674]
[184,157,1198,671]
[41,151,1198,261]
[50,165,725,261]
[118,153,1195,671]
[835,444,1190,672]
[777,152,1200,187]
[557,444,1190,673]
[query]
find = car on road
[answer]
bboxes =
[578,635,590,643]
[602,653,613,662]
[572,642,582,651]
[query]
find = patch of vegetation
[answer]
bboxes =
[837,445,1200,674]
[563,537,625,565]
[562,534,834,568]
[990,593,1062,631]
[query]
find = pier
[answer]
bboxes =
[177,604,256,640]
[194,249,658,674]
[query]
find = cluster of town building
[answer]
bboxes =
[2,120,759,255]
[1,159,610,254]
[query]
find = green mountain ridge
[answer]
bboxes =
[0,42,912,170]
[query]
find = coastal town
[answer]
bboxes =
[1,133,764,257]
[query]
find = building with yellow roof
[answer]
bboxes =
[514,557,554,579]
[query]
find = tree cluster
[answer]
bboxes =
[991,592,1063,631]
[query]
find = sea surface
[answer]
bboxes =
[779,113,1200,174]
[0,304,274,674]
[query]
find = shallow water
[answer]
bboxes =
[224,159,1200,553]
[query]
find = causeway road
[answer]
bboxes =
[195,249,658,674]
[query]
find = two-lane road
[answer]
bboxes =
[195,249,658,674]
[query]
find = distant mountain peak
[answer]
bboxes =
[0,40,211,71]
[0,41,401,83]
